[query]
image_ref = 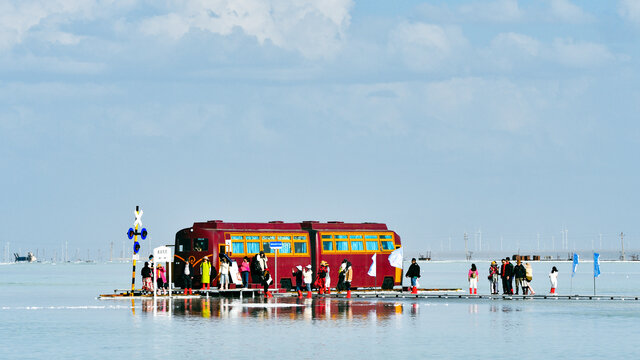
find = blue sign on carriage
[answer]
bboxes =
[269,241,283,249]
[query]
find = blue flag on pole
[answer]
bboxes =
[572,253,579,277]
[594,253,601,278]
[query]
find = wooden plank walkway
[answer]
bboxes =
[293,292,640,301]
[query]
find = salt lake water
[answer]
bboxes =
[1,260,638,359]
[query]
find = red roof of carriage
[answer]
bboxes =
[192,220,303,231]
[188,220,389,232]
[301,221,388,231]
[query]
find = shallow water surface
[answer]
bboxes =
[0,262,636,359]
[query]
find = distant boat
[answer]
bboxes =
[14,252,37,263]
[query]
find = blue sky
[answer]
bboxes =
[2,0,640,259]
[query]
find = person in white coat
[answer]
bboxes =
[303,265,313,292]
[549,266,558,294]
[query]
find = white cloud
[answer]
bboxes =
[551,38,615,67]
[619,0,640,23]
[139,0,353,59]
[0,0,134,49]
[492,32,541,56]
[459,0,523,22]
[489,32,616,69]
[417,0,523,23]
[549,0,594,23]
[389,22,468,72]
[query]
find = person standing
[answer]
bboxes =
[182,261,194,295]
[292,265,304,297]
[316,261,328,294]
[343,259,353,298]
[504,257,514,294]
[303,265,313,297]
[405,258,421,294]
[324,262,331,294]
[337,262,346,293]
[549,266,559,294]
[513,259,526,295]
[219,255,230,290]
[200,256,212,290]
[468,263,478,294]
[156,264,167,295]
[257,251,268,272]
[488,261,499,294]
[524,262,535,295]
[240,256,251,288]
[262,269,273,298]
[141,262,153,295]
[499,259,508,294]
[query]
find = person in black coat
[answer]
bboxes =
[513,259,526,294]
[405,258,421,293]
[182,261,195,295]
[504,257,514,294]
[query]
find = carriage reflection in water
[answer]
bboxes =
[172,220,403,292]
[141,298,409,320]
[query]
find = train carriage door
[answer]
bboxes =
[395,244,402,283]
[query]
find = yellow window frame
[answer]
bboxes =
[227,232,309,257]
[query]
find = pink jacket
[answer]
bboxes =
[240,261,250,272]
[468,270,478,279]
[157,267,167,283]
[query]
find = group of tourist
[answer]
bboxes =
[140,255,168,295]
[291,259,353,297]
[470,257,561,295]
[474,258,536,295]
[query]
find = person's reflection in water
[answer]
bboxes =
[201,299,210,318]
[410,302,419,316]
[468,304,478,314]
[490,304,498,313]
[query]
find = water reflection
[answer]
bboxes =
[138,297,407,321]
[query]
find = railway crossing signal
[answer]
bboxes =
[127,206,148,294]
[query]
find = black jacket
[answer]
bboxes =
[141,266,152,278]
[500,262,514,278]
[406,263,421,278]
[514,264,526,278]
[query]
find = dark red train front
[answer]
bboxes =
[172,220,402,291]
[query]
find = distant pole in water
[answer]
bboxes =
[620,232,625,261]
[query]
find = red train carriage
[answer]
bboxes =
[173,220,402,290]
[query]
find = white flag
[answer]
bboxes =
[388,247,403,268]
[367,253,376,277]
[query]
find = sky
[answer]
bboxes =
[1,0,640,260]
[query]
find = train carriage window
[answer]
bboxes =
[364,235,378,239]
[294,242,307,254]
[278,236,291,241]
[350,235,363,239]
[246,236,260,240]
[293,236,306,241]
[178,238,191,252]
[262,242,274,253]
[335,235,348,239]
[381,241,394,250]
[232,242,244,254]
[379,235,392,239]
[321,235,332,239]
[322,241,334,251]
[280,242,292,254]
[350,240,364,251]
[336,241,349,251]
[262,235,275,240]
[246,242,260,254]
[366,241,379,251]
[231,235,243,240]
[194,238,208,251]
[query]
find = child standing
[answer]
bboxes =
[468,263,478,294]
